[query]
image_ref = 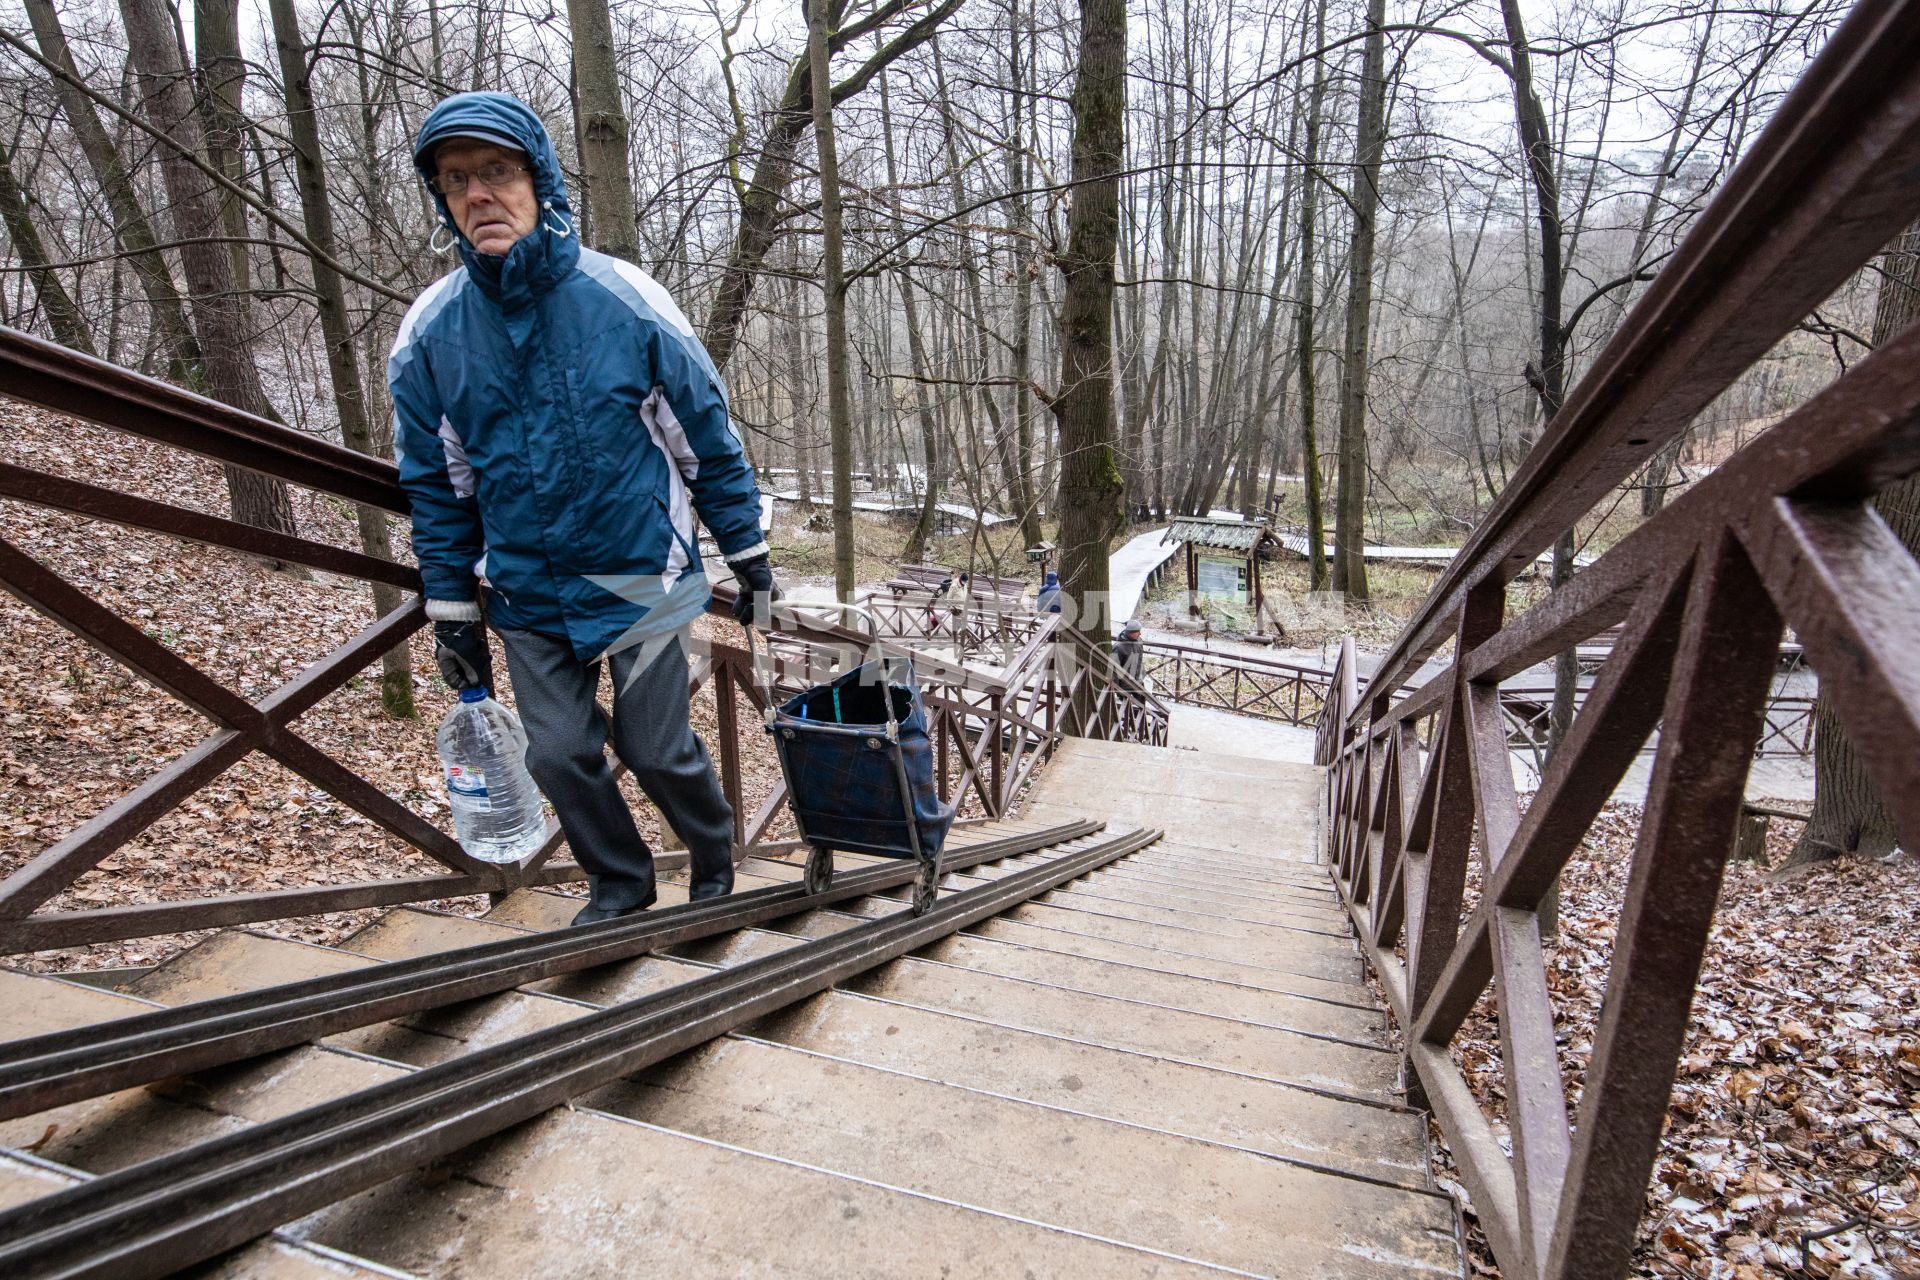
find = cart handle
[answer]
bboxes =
[745,599,905,733]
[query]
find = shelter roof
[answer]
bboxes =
[1163,518,1279,554]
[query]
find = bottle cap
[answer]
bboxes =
[459,686,490,703]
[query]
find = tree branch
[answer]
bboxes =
[0,27,412,303]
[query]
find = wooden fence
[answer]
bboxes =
[0,326,1162,956]
[1313,7,1920,1278]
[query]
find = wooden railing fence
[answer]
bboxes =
[0,327,1162,956]
[1314,6,1920,1278]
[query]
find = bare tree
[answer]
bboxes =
[1330,0,1383,602]
[1053,0,1127,647]
[118,0,298,537]
[703,0,963,374]
[269,0,415,716]
[0,137,94,353]
[567,0,638,261]
[806,0,856,600]
[1786,220,1920,868]
[22,0,201,383]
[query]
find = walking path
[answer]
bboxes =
[1107,525,1179,622]
[1166,704,1319,764]
[1107,522,1594,628]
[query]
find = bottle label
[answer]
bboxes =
[445,764,490,811]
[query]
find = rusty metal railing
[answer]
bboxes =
[0,327,1162,956]
[1313,5,1920,1279]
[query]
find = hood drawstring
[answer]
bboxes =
[430,224,458,255]
[412,92,580,303]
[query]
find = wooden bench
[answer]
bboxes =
[969,573,1030,607]
[884,563,954,598]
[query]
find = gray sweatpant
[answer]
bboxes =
[496,628,735,906]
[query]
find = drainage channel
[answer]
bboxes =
[0,825,1159,1280]
[0,817,1102,1123]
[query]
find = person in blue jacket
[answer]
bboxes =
[1035,570,1062,614]
[391,92,778,924]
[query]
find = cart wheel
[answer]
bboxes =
[911,856,941,916]
[804,845,833,895]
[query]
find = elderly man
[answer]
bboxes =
[390,92,777,924]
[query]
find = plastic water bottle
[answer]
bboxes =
[436,687,548,863]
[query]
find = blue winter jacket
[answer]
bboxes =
[390,93,767,662]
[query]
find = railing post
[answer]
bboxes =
[714,659,745,849]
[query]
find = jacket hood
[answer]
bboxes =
[413,92,578,304]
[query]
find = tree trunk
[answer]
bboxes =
[566,0,638,263]
[268,0,414,716]
[1502,0,1572,933]
[195,0,252,298]
[1330,0,1383,601]
[806,0,856,602]
[0,140,96,353]
[1053,0,1127,658]
[1786,220,1920,867]
[703,0,962,374]
[119,0,297,538]
[1293,0,1331,587]
[879,75,942,565]
[24,0,201,384]
[1006,0,1044,550]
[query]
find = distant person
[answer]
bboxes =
[1114,619,1146,694]
[391,92,780,925]
[1035,570,1062,614]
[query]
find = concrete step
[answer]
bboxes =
[482,887,597,930]
[1131,845,1336,884]
[961,914,1373,1005]
[837,955,1398,1102]
[747,991,1427,1185]
[1105,852,1344,890]
[126,929,373,1003]
[588,1034,1459,1279]
[1078,862,1351,912]
[0,966,405,1175]
[1128,846,1338,887]
[906,931,1384,1042]
[0,1150,415,1279]
[345,905,709,1007]
[1021,741,1319,858]
[940,861,1356,942]
[986,899,1364,985]
[293,1100,1228,1279]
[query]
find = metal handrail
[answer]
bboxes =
[0,345,1166,953]
[1312,7,1920,1279]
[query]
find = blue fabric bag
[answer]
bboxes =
[768,659,955,860]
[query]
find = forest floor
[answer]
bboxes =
[1433,809,1918,1280]
[0,405,802,974]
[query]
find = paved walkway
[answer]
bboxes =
[1167,704,1319,764]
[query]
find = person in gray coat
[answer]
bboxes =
[1113,619,1146,695]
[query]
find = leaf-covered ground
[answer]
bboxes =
[0,406,800,972]
[1432,807,1919,1279]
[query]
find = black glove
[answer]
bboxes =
[433,618,494,692]
[729,555,782,629]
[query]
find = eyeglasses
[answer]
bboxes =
[428,161,530,196]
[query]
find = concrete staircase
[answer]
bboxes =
[0,740,1459,1278]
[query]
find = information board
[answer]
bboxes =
[1196,554,1246,601]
